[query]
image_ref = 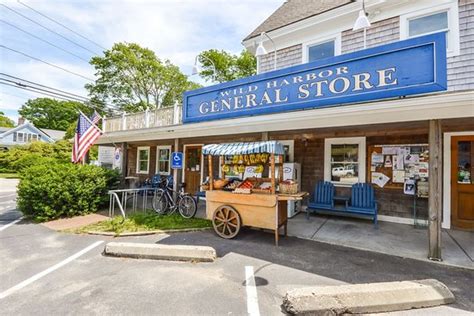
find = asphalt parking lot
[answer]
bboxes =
[1,179,473,315]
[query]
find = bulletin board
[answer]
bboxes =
[367,144,429,191]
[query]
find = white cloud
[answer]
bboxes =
[1,0,283,118]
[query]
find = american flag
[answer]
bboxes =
[72,111,102,163]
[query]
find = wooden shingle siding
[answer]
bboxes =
[341,16,400,54]
[257,2,474,93]
[259,44,302,73]
[447,0,474,91]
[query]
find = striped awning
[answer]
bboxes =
[202,141,285,156]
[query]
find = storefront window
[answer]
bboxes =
[136,146,150,174]
[156,146,171,175]
[324,137,366,185]
[457,141,473,184]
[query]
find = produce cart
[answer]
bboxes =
[202,141,307,246]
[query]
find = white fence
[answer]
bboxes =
[104,105,182,133]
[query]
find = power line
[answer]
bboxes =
[0,3,100,56]
[17,0,107,51]
[0,19,90,63]
[0,81,88,103]
[1,73,89,101]
[0,78,88,103]
[0,73,118,112]
[0,45,95,82]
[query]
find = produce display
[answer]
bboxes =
[223,179,241,191]
[257,182,272,191]
[233,179,254,194]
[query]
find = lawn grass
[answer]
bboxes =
[75,212,212,235]
[0,173,19,179]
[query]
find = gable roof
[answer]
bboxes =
[40,128,66,141]
[243,0,353,41]
[0,126,11,134]
[0,122,53,142]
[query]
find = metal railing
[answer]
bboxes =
[103,105,182,133]
[108,188,157,218]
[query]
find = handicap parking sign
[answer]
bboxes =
[171,152,183,169]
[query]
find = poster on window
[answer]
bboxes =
[404,179,416,195]
[371,172,390,188]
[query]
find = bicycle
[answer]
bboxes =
[152,176,197,218]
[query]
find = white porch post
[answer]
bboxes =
[121,112,127,131]
[173,102,180,125]
[102,115,107,133]
[145,109,150,128]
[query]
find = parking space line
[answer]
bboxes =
[0,240,104,299]
[245,266,260,316]
[0,217,23,232]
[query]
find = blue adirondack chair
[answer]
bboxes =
[347,183,378,228]
[307,181,335,219]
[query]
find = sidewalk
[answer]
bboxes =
[42,213,109,231]
[287,213,474,270]
[195,204,473,270]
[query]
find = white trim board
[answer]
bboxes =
[97,91,474,145]
[442,131,474,229]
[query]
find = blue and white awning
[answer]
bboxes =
[202,141,285,156]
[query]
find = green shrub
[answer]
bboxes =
[0,140,72,172]
[17,163,119,222]
[12,154,57,173]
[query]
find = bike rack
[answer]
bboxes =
[108,188,157,219]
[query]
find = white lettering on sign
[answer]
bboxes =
[197,66,399,115]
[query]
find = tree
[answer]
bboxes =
[0,111,14,127]
[18,98,91,131]
[86,42,200,112]
[197,49,257,83]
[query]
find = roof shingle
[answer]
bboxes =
[244,0,353,42]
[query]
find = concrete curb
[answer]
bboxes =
[283,279,455,315]
[104,242,217,262]
[86,227,211,237]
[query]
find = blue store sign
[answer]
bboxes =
[171,152,183,169]
[183,32,447,123]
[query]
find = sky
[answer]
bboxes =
[0,0,283,124]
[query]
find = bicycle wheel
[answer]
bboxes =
[178,195,197,218]
[152,190,169,215]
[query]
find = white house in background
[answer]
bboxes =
[0,120,66,150]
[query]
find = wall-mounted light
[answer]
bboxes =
[192,55,217,76]
[255,32,277,70]
[352,0,371,49]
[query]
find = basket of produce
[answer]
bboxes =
[223,179,241,191]
[233,178,255,194]
[213,178,230,190]
[279,180,298,194]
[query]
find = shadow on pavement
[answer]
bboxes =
[157,228,474,311]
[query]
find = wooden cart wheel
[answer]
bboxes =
[212,205,241,239]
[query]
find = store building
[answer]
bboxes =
[98,0,474,258]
